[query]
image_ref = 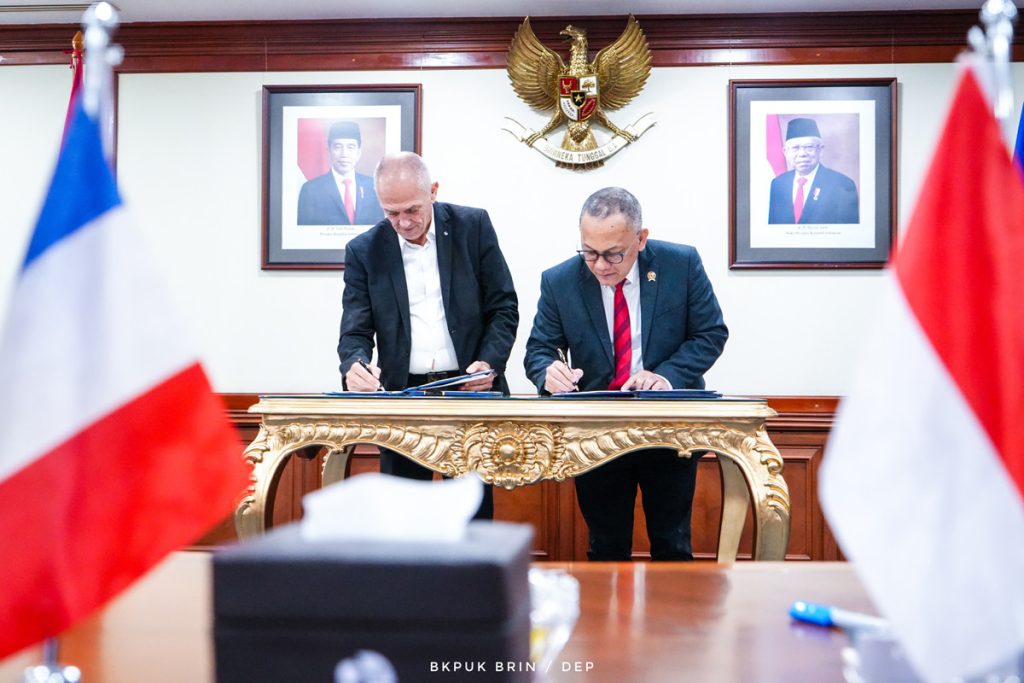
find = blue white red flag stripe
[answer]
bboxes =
[1013,100,1024,174]
[821,68,1024,683]
[0,101,248,658]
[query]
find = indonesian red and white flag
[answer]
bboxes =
[821,68,1024,683]
[0,101,249,658]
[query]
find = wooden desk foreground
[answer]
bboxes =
[0,552,875,683]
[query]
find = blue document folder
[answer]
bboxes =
[551,389,722,400]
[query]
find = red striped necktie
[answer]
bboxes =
[793,176,808,223]
[343,178,355,223]
[609,280,632,390]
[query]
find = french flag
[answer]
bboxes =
[0,102,248,658]
[821,69,1024,682]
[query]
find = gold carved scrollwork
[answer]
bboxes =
[452,421,565,489]
[564,422,790,512]
[234,425,271,533]
[269,421,453,465]
[749,426,791,514]
[566,423,743,467]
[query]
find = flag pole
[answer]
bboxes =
[81,1,123,164]
[20,640,83,682]
[18,8,122,679]
[60,31,84,146]
[965,0,1017,142]
[980,0,1016,123]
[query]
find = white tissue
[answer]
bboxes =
[300,472,484,543]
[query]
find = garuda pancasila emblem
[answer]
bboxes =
[503,16,655,169]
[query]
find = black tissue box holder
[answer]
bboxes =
[213,521,534,682]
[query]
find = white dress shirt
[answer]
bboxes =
[400,218,459,374]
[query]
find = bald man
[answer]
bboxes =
[337,152,519,519]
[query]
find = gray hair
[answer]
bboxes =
[579,187,642,232]
[374,152,432,193]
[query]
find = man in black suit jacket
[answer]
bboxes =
[525,187,728,560]
[297,121,383,226]
[768,117,859,224]
[338,152,518,518]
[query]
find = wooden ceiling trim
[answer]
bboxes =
[0,11,993,70]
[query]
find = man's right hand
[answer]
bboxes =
[345,361,382,392]
[544,360,584,394]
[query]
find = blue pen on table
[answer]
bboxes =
[356,360,384,392]
[789,601,889,633]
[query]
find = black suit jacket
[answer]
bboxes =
[767,164,859,224]
[338,202,519,392]
[524,240,727,392]
[297,171,382,226]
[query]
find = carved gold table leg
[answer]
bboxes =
[234,425,298,539]
[716,455,750,563]
[714,427,791,561]
[321,445,356,487]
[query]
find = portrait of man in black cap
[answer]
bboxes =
[297,120,384,226]
[768,117,859,225]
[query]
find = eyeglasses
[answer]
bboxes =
[577,249,627,264]
[577,232,640,264]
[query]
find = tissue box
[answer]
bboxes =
[213,521,534,682]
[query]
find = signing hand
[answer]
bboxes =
[345,361,382,392]
[545,360,584,393]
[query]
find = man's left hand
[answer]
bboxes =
[621,370,670,391]
[461,360,495,391]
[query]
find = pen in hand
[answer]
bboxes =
[356,360,383,392]
[557,348,578,392]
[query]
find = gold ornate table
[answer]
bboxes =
[234,396,790,562]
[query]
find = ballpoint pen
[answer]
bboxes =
[556,348,578,391]
[356,360,384,392]
[789,601,889,633]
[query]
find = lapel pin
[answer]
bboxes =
[647,271,656,282]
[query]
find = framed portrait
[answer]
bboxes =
[729,78,896,269]
[262,85,421,270]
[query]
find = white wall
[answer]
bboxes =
[0,65,69,322]
[0,61,1015,395]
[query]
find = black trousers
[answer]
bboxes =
[377,370,494,521]
[574,447,698,561]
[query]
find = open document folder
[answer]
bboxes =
[328,369,499,397]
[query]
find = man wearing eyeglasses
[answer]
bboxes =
[768,117,859,225]
[524,187,728,561]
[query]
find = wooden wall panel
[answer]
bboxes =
[198,394,839,562]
